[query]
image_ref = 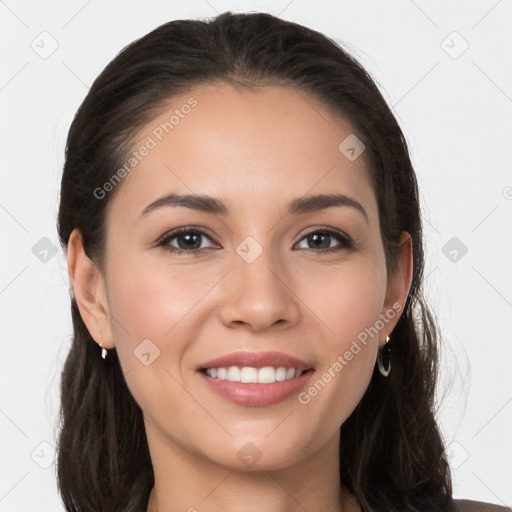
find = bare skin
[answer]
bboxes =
[67,84,413,512]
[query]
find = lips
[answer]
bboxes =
[197,369,314,407]
[196,350,313,372]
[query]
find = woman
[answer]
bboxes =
[56,11,510,512]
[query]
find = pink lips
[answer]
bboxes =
[197,350,312,372]
[196,351,314,407]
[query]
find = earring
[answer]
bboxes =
[377,335,391,377]
[99,335,107,360]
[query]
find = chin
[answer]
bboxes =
[200,435,312,473]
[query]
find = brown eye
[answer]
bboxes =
[159,227,217,254]
[296,229,353,253]
[157,226,353,255]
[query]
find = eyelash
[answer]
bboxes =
[157,226,353,255]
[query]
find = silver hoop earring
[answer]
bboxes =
[377,335,391,377]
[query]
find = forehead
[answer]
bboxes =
[108,84,376,222]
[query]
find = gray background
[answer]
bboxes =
[0,0,511,510]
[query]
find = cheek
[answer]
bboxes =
[104,259,215,423]
[107,257,213,341]
[296,255,386,345]
[105,256,222,388]
[293,257,386,421]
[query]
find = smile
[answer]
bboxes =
[197,367,315,407]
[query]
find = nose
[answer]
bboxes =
[218,248,301,332]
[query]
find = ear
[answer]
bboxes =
[379,231,414,345]
[66,228,115,349]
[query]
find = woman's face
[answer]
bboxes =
[79,84,411,471]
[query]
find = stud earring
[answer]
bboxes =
[377,335,391,377]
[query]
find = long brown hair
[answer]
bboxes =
[56,11,452,511]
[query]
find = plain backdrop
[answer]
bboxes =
[1,1,511,510]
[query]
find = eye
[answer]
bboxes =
[295,228,353,253]
[158,227,218,254]
[157,226,353,255]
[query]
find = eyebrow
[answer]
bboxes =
[140,192,369,224]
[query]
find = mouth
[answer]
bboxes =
[196,365,314,407]
[195,350,315,406]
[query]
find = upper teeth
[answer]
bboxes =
[205,366,304,383]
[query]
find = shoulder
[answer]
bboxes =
[452,499,512,512]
